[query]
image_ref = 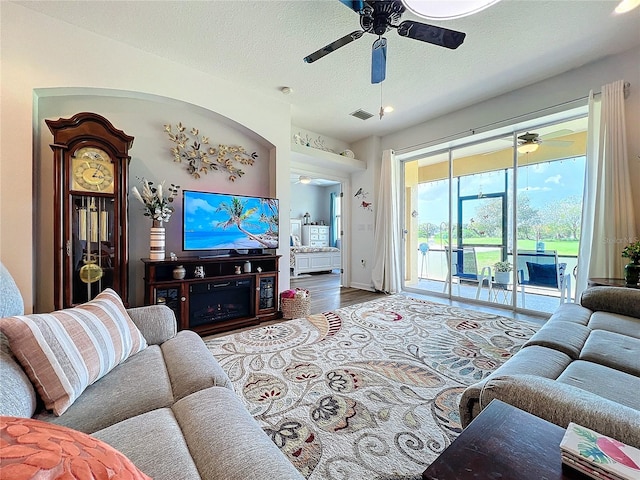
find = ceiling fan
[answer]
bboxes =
[303,0,466,84]
[292,175,312,185]
[517,130,574,153]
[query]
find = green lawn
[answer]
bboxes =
[421,236,579,257]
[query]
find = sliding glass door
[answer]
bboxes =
[402,115,587,313]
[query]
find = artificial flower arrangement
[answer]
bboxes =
[493,261,513,272]
[131,178,180,224]
[281,288,310,299]
[621,240,640,263]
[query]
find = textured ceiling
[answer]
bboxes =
[16,0,640,144]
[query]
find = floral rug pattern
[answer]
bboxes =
[205,295,539,479]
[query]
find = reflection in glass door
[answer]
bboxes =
[403,136,513,301]
[402,115,588,314]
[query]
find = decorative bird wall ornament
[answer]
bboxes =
[354,187,369,199]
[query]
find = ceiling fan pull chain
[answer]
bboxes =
[379,80,385,120]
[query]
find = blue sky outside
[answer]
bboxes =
[418,156,587,225]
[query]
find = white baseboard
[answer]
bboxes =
[349,282,375,292]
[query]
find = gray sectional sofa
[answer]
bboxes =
[0,262,303,480]
[460,286,640,448]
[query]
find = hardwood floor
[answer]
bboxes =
[290,272,384,314]
[205,271,546,339]
[291,272,546,326]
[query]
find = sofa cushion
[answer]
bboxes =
[581,286,640,319]
[0,415,151,480]
[579,330,640,376]
[458,345,572,428]
[93,407,201,480]
[548,303,592,325]
[0,289,147,416]
[587,311,640,339]
[480,375,640,449]
[162,330,233,401]
[523,321,591,359]
[171,387,304,480]
[126,305,177,346]
[557,360,640,411]
[0,334,37,418]
[35,345,174,434]
[0,261,24,318]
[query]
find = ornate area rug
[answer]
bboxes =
[204,295,539,479]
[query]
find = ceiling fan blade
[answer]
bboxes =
[371,37,387,84]
[396,20,466,49]
[304,30,365,64]
[339,0,366,13]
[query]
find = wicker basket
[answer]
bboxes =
[281,296,311,319]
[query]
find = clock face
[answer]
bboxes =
[71,147,115,193]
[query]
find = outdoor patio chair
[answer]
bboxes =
[516,249,571,307]
[443,246,491,299]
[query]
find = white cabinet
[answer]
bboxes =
[302,225,330,247]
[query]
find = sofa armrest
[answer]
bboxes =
[459,381,485,428]
[126,305,177,345]
[480,374,640,449]
[580,286,640,319]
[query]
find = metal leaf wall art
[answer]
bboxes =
[164,123,258,181]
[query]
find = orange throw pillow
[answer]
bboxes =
[0,416,151,480]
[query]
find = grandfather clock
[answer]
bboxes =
[46,113,134,309]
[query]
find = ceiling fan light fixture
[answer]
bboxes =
[383,105,394,113]
[401,0,502,20]
[517,142,539,154]
[614,0,640,14]
[299,175,311,184]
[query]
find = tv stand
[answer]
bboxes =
[142,254,281,336]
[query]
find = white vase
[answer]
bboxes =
[494,271,511,285]
[150,221,165,260]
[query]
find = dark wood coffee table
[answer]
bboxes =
[588,277,639,288]
[422,399,589,479]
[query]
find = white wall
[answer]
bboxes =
[349,136,381,291]
[0,3,292,312]
[289,183,340,227]
[290,183,327,223]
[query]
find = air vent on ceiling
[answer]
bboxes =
[350,109,374,120]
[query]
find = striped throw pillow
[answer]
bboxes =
[0,289,147,416]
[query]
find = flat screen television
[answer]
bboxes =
[183,190,279,251]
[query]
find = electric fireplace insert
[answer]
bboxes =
[188,278,253,328]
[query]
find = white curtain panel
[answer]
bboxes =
[576,80,636,296]
[372,149,402,293]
